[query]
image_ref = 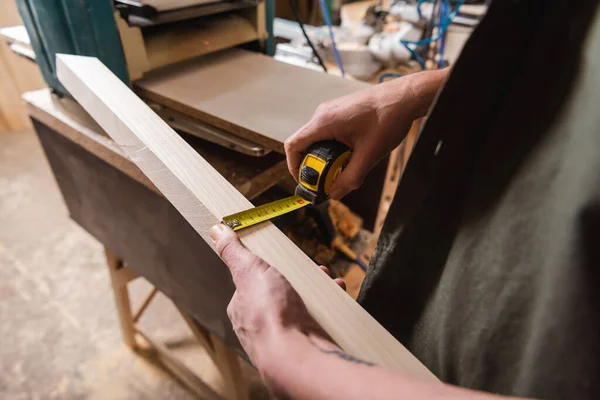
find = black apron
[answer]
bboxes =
[358,1,600,398]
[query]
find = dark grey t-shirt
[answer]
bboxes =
[358,1,600,398]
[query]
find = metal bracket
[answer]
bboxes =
[148,102,270,157]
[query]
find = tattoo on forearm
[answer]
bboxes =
[319,348,375,366]
[307,334,376,366]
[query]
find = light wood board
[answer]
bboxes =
[143,14,259,71]
[0,25,31,46]
[23,88,286,200]
[56,54,436,379]
[135,48,370,153]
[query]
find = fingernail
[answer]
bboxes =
[335,278,346,291]
[210,224,226,242]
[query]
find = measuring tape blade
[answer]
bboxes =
[222,195,310,231]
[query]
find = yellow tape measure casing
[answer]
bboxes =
[222,195,311,231]
[222,141,352,232]
[296,140,352,204]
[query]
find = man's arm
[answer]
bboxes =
[285,68,449,200]
[261,329,523,400]
[210,224,530,400]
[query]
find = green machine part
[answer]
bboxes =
[16,0,130,95]
[265,0,275,56]
[17,0,276,94]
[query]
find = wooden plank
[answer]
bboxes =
[23,88,286,198]
[135,48,370,153]
[254,2,267,41]
[235,159,288,200]
[34,119,239,350]
[23,89,159,193]
[209,332,248,400]
[132,287,159,323]
[114,12,150,81]
[9,43,36,60]
[135,329,223,400]
[56,54,436,379]
[144,14,258,71]
[105,249,137,349]
[0,25,31,46]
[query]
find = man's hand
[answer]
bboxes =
[211,224,528,400]
[285,69,448,200]
[210,224,342,370]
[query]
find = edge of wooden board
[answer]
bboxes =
[134,49,371,155]
[135,84,285,154]
[55,53,437,380]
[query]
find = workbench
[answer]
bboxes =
[21,30,407,395]
[24,88,291,399]
[24,79,396,398]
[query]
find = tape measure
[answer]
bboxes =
[222,140,351,231]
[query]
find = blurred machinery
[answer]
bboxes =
[16,0,274,94]
[274,0,486,78]
[16,0,275,154]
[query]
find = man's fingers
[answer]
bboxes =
[334,278,346,291]
[284,141,303,184]
[210,224,268,287]
[284,121,335,182]
[329,151,372,200]
[320,266,346,290]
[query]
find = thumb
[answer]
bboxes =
[328,151,372,200]
[210,224,268,287]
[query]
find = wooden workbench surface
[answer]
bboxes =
[22,86,376,361]
[23,89,287,200]
[23,87,287,354]
[135,48,370,153]
[0,25,31,46]
[22,83,385,364]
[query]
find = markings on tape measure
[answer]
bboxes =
[222,195,310,231]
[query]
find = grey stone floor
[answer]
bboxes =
[0,129,264,399]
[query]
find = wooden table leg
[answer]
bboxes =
[362,120,421,262]
[104,249,248,399]
[180,310,248,400]
[210,333,248,400]
[105,248,138,349]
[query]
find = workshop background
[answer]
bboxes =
[0,0,483,398]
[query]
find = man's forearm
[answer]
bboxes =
[257,328,527,400]
[373,68,449,123]
[406,68,450,118]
